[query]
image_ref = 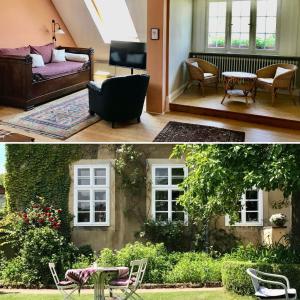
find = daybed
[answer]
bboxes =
[0,44,94,110]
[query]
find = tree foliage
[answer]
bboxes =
[171,144,300,244]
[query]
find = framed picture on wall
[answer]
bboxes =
[151,28,160,40]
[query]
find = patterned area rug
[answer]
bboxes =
[153,121,245,142]
[1,90,100,140]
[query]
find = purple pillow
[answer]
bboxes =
[0,46,30,56]
[30,43,54,64]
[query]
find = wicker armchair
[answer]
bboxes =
[255,63,298,105]
[186,58,219,96]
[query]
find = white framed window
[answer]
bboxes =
[74,165,110,227]
[206,0,279,53]
[151,165,188,224]
[226,189,263,226]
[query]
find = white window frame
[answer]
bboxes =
[74,164,110,227]
[151,164,189,225]
[205,0,281,54]
[225,189,264,227]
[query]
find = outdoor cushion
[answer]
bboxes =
[204,72,214,78]
[275,67,290,78]
[57,280,76,287]
[258,78,274,85]
[191,61,199,68]
[0,46,30,56]
[30,43,54,64]
[256,287,297,299]
[109,277,136,287]
[32,61,85,80]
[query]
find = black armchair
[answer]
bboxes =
[87,74,150,128]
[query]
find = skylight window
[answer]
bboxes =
[92,0,139,43]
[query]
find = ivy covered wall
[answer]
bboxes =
[5,144,98,239]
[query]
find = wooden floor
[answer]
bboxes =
[1,103,300,143]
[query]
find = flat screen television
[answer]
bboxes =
[109,41,147,71]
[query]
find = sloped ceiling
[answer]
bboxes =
[51,0,147,61]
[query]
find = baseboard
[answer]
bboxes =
[167,83,188,103]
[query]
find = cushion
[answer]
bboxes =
[204,72,214,78]
[30,43,54,64]
[0,46,30,56]
[30,54,45,68]
[66,52,90,63]
[57,280,75,287]
[52,49,66,63]
[191,62,199,68]
[256,287,297,299]
[109,277,136,287]
[32,61,85,80]
[275,67,290,78]
[258,78,274,85]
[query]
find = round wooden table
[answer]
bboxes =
[221,72,257,104]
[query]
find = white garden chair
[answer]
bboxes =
[49,263,80,300]
[108,258,148,300]
[247,268,298,300]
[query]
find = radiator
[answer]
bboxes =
[190,52,300,87]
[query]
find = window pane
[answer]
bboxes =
[208,1,226,48]
[155,177,168,185]
[172,212,185,222]
[246,212,259,222]
[155,190,168,200]
[78,169,90,177]
[78,202,90,212]
[231,0,250,49]
[78,191,90,201]
[95,178,106,185]
[172,168,184,177]
[95,191,106,201]
[172,190,183,200]
[156,213,168,222]
[155,201,168,212]
[95,168,106,177]
[78,178,90,185]
[95,202,106,211]
[256,0,277,50]
[155,168,168,177]
[78,213,90,223]
[246,201,258,211]
[172,201,184,212]
[246,190,258,199]
[95,212,106,223]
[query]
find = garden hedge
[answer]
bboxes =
[222,260,300,296]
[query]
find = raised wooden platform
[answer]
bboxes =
[170,86,300,130]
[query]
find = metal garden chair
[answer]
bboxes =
[247,268,297,300]
[49,262,80,300]
[108,258,148,300]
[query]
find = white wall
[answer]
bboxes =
[192,0,300,56]
[52,0,147,61]
[168,0,193,100]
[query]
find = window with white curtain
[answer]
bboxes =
[74,165,110,226]
[206,0,279,52]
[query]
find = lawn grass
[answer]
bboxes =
[0,291,254,300]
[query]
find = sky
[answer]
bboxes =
[0,144,5,174]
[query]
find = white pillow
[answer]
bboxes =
[52,49,66,63]
[191,61,199,68]
[275,67,290,78]
[65,52,90,63]
[29,54,45,68]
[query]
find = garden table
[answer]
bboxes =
[66,266,129,300]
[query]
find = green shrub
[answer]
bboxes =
[97,248,117,267]
[224,243,300,264]
[72,254,93,269]
[164,252,221,284]
[222,260,300,296]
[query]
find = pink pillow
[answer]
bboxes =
[30,43,54,64]
[0,46,30,56]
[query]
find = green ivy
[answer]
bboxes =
[4,144,98,239]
